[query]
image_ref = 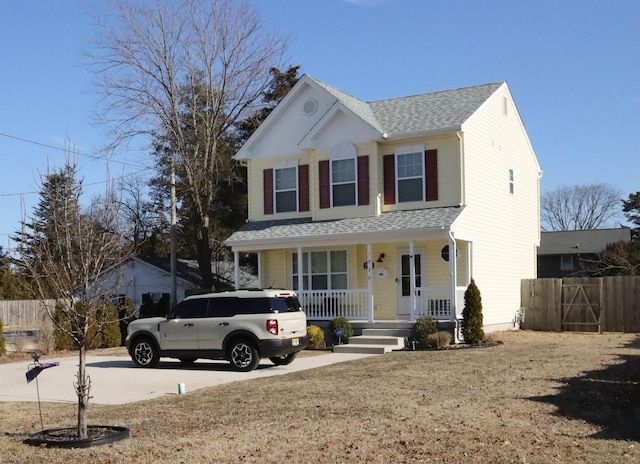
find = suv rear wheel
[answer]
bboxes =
[228,339,260,372]
[132,337,159,368]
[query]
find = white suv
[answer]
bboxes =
[125,289,309,371]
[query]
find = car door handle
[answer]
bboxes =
[219,322,229,326]
[184,323,194,327]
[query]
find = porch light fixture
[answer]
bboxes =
[376,253,385,263]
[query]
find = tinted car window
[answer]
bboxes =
[270,296,302,313]
[174,299,208,319]
[207,298,237,317]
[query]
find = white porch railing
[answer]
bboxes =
[414,286,467,320]
[299,289,369,320]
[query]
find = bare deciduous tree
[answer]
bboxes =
[541,183,622,231]
[16,155,129,439]
[88,0,287,289]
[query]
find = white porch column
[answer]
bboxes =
[367,243,374,324]
[234,251,240,290]
[297,247,304,292]
[448,232,458,321]
[409,240,416,322]
[257,252,262,289]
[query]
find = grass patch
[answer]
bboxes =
[1,331,639,463]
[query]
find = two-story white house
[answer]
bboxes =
[226,75,541,332]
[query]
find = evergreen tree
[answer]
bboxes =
[622,192,640,240]
[461,279,485,344]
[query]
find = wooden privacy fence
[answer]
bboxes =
[0,300,57,328]
[521,277,640,333]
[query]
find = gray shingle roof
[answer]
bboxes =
[226,207,464,245]
[308,76,504,136]
[538,228,631,255]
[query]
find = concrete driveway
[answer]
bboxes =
[0,352,372,405]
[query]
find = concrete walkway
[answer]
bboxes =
[0,352,373,405]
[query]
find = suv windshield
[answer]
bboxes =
[270,296,302,313]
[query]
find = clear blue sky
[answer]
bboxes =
[0,0,638,252]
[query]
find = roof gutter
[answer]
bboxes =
[384,126,461,141]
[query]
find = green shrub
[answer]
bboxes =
[329,317,352,343]
[413,316,438,349]
[53,299,125,351]
[306,325,325,349]
[0,318,6,355]
[462,278,484,344]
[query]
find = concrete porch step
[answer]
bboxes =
[332,344,388,355]
[362,328,413,338]
[348,335,405,347]
[332,335,405,354]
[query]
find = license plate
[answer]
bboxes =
[291,338,299,346]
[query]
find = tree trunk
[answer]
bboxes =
[196,223,213,290]
[76,344,90,439]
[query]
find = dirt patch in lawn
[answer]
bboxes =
[1,331,639,463]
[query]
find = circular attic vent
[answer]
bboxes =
[303,99,318,115]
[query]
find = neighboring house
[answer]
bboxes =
[537,228,632,278]
[95,256,258,309]
[226,75,541,332]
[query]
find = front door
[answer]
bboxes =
[396,248,426,316]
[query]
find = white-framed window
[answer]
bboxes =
[292,250,348,290]
[331,158,356,207]
[560,255,574,271]
[509,169,514,194]
[396,148,424,203]
[274,166,297,213]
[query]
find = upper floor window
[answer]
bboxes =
[331,158,356,207]
[275,166,297,213]
[383,149,438,205]
[396,150,424,203]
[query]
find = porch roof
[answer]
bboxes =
[226,206,464,250]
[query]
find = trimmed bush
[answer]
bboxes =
[306,325,325,349]
[54,299,125,351]
[329,317,352,343]
[413,316,438,349]
[462,278,485,344]
[0,318,6,355]
[429,331,452,349]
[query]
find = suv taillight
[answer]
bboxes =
[266,319,278,335]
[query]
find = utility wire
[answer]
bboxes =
[0,131,149,169]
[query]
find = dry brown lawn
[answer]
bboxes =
[1,330,639,463]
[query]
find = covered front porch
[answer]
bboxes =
[227,207,471,323]
[298,285,467,323]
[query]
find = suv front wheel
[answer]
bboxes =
[132,337,160,368]
[228,339,260,372]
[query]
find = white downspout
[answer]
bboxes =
[367,243,374,324]
[448,230,459,340]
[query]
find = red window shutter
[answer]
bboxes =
[298,164,309,212]
[319,160,330,209]
[425,149,438,201]
[263,168,273,215]
[383,154,395,205]
[357,156,369,206]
